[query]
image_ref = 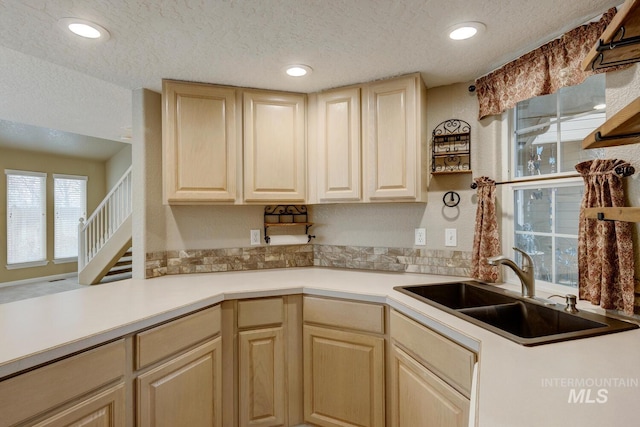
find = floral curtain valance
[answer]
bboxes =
[475,8,618,120]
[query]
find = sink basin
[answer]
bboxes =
[395,281,638,346]
[397,281,517,309]
[459,302,607,338]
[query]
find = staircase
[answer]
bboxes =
[100,248,133,283]
[78,167,133,285]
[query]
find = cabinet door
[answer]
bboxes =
[239,327,286,427]
[163,80,238,204]
[303,325,385,427]
[243,91,306,202]
[390,345,469,427]
[316,87,362,202]
[32,384,125,427]
[137,337,222,427]
[365,75,425,201]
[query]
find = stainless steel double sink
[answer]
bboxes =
[395,281,638,346]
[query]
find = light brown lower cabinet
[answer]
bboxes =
[302,296,386,427]
[137,337,222,427]
[389,310,476,427]
[389,345,469,427]
[31,384,125,427]
[238,327,286,427]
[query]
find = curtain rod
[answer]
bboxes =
[470,165,635,189]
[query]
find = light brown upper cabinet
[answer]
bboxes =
[162,80,239,204]
[243,90,307,203]
[364,74,428,202]
[315,87,362,202]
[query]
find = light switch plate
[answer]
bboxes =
[445,228,457,247]
[415,228,426,246]
[250,229,261,245]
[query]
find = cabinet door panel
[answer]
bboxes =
[317,88,361,201]
[163,80,237,203]
[137,338,222,427]
[366,76,421,201]
[303,325,384,427]
[390,345,469,427]
[244,91,306,202]
[239,327,286,427]
[32,384,125,427]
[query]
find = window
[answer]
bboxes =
[509,74,605,289]
[54,174,87,262]
[5,169,47,268]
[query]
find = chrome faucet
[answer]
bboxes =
[487,247,535,298]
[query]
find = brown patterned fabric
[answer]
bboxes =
[475,8,618,119]
[471,177,501,282]
[576,159,635,315]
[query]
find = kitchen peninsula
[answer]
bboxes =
[1,267,639,427]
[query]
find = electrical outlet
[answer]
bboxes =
[445,228,457,247]
[415,228,426,246]
[250,229,261,246]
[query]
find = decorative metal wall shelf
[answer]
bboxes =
[431,119,471,174]
[264,205,314,244]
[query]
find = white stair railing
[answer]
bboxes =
[78,166,133,271]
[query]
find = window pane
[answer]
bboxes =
[555,237,578,287]
[555,186,583,235]
[514,74,604,177]
[54,176,87,259]
[514,188,552,234]
[6,171,46,264]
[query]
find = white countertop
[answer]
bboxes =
[2,267,639,427]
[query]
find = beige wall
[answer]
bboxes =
[142,82,497,253]
[605,63,640,280]
[0,148,107,283]
[106,144,132,189]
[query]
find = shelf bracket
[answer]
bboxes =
[595,130,640,142]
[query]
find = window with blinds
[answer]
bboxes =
[54,174,87,261]
[5,169,47,268]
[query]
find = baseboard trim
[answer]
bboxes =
[0,272,78,289]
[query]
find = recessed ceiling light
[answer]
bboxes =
[448,22,485,40]
[593,103,606,110]
[58,18,110,40]
[285,65,312,77]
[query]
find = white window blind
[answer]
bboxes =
[54,174,87,261]
[6,169,47,267]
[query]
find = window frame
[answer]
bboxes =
[5,169,48,270]
[502,77,604,295]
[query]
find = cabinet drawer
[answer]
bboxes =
[390,310,476,397]
[303,296,385,334]
[0,339,125,427]
[237,297,284,329]
[136,305,221,369]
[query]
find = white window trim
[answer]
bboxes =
[502,94,593,296]
[52,173,88,182]
[53,257,78,265]
[6,260,49,270]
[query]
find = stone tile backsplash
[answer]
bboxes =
[146,244,472,278]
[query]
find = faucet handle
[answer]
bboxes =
[512,247,533,270]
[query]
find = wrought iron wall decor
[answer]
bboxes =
[431,119,471,174]
[263,205,315,243]
[443,191,461,207]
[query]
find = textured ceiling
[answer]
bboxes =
[0,118,128,161]
[0,0,622,155]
